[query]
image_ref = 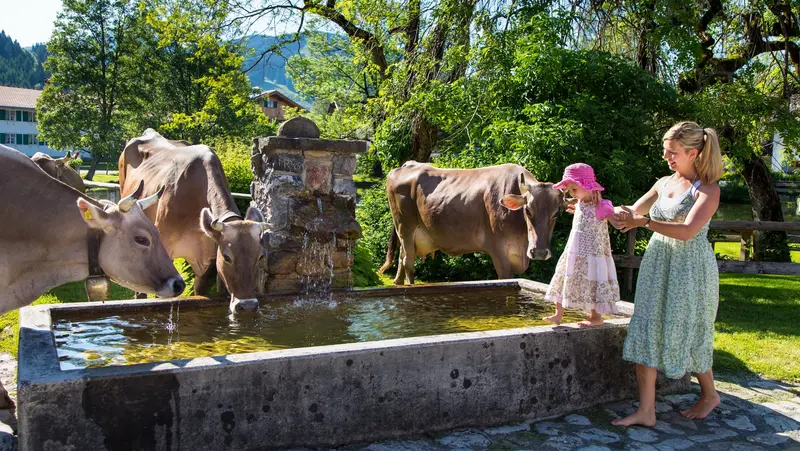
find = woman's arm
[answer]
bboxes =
[617,183,721,241]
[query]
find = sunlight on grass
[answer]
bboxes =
[715,274,800,382]
[714,241,800,263]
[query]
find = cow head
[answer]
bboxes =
[200,206,269,314]
[500,173,563,261]
[76,181,185,297]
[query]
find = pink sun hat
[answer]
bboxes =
[552,163,605,192]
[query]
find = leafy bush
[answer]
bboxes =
[352,242,381,287]
[67,156,82,170]
[719,177,751,204]
[210,137,254,213]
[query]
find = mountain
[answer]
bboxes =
[0,31,49,88]
[241,34,324,110]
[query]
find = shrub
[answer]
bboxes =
[352,242,381,287]
[210,137,253,213]
[67,156,82,170]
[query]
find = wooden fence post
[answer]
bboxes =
[740,231,752,262]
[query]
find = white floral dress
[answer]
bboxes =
[544,201,620,314]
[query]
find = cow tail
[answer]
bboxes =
[378,226,399,274]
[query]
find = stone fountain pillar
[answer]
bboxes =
[251,117,367,296]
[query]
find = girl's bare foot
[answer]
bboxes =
[578,318,604,327]
[543,314,562,325]
[611,408,656,427]
[680,393,720,419]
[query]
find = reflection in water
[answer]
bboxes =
[53,288,599,369]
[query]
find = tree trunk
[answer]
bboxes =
[742,156,791,262]
[85,158,99,181]
[409,112,437,163]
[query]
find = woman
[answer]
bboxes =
[610,121,724,427]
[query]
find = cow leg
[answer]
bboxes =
[394,231,416,285]
[193,260,215,296]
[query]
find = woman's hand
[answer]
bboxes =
[612,206,646,232]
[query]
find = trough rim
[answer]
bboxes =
[18,278,634,386]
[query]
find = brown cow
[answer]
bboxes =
[381,161,564,285]
[118,129,268,313]
[0,144,184,408]
[31,151,86,192]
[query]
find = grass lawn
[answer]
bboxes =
[83,173,120,184]
[714,241,800,262]
[715,274,800,382]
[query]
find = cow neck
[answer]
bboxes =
[86,228,104,277]
[216,211,243,223]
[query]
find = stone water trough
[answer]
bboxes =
[17,279,688,450]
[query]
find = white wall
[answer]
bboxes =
[0,107,63,157]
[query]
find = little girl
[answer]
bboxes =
[543,163,620,326]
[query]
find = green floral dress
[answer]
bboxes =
[622,176,719,379]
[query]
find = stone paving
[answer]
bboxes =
[0,362,797,450]
[339,377,800,451]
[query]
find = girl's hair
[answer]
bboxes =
[663,121,723,185]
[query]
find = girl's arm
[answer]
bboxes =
[617,183,721,241]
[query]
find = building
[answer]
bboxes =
[0,86,62,157]
[252,89,308,121]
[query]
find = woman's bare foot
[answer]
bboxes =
[543,314,562,325]
[680,393,720,419]
[611,408,656,427]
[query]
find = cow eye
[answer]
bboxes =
[258,252,266,262]
[223,254,232,263]
[134,236,150,247]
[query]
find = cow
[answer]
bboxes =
[0,144,184,408]
[118,129,269,313]
[380,161,565,285]
[30,151,86,192]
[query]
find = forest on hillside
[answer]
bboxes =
[0,31,49,88]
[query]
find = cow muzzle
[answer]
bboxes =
[529,249,552,261]
[230,296,259,313]
[156,276,186,297]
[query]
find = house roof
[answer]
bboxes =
[252,89,309,111]
[0,86,41,109]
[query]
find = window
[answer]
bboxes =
[5,133,15,144]
[15,111,22,122]
[0,110,5,120]
[21,134,30,145]
[22,111,29,122]
[30,111,36,122]
[16,134,23,145]
[263,100,279,108]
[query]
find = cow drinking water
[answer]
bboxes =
[118,129,269,313]
[381,162,565,285]
[0,144,184,408]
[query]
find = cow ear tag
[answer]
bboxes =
[83,209,93,220]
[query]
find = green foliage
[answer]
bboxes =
[0,31,49,88]
[67,156,83,170]
[37,0,142,161]
[351,242,381,287]
[208,136,262,212]
[355,183,394,268]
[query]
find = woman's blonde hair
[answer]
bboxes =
[663,121,723,185]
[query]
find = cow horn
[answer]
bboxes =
[260,223,272,233]
[211,218,225,232]
[518,173,529,194]
[118,180,145,212]
[137,185,165,210]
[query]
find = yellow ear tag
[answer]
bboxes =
[83,209,93,220]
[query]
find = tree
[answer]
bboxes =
[37,0,142,180]
[135,0,274,143]
[0,31,48,88]
[564,0,800,261]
